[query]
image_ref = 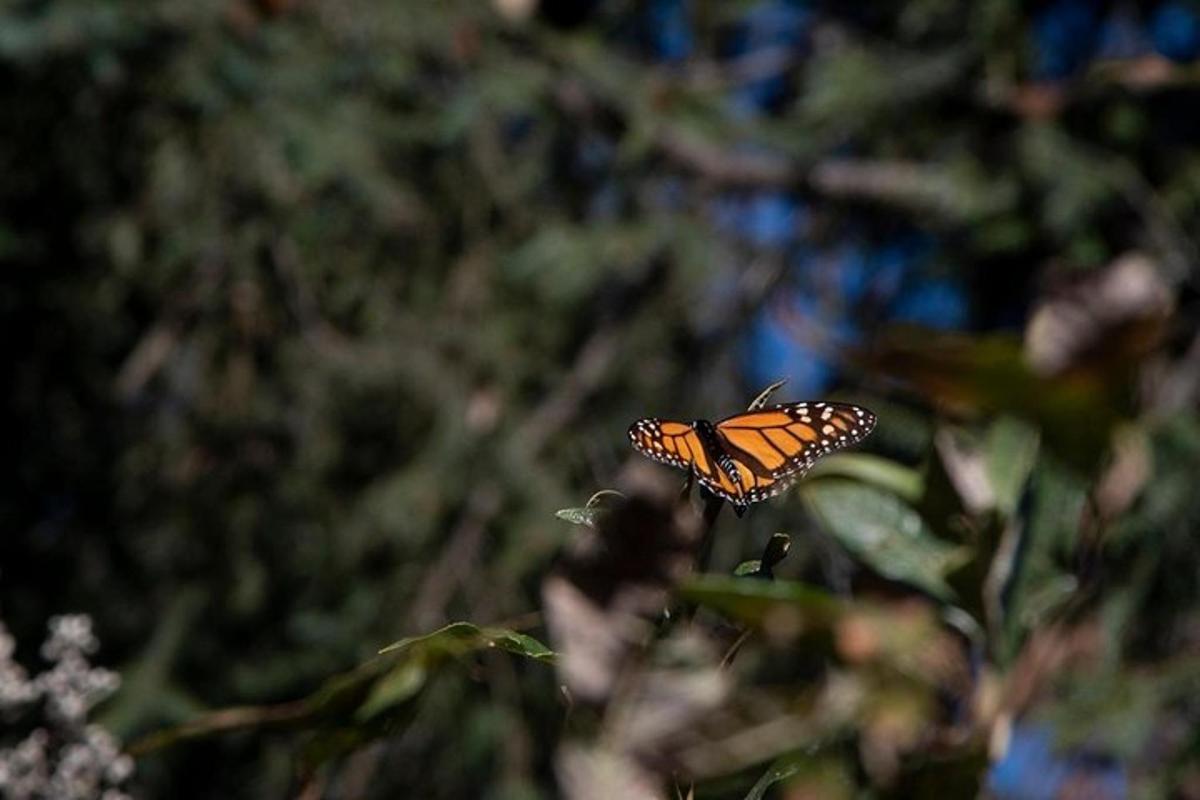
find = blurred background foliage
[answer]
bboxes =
[4,0,1200,797]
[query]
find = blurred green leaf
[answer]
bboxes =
[807,453,925,503]
[1017,575,1078,629]
[378,621,555,662]
[678,575,842,628]
[133,622,554,758]
[861,330,1123,470]
[9,0,1200,795]
[744,751,807,800]
[733,560,761,577]
[356,661,427,722]
[984,416,1041,516]
[802,480,969,602]
[1001,463,1089,660]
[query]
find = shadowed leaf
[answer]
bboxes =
[132,622,554,760]
[678,575,842,629]
[744,751,807,800]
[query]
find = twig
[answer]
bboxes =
[656,126,799,188]
[985,55,1200,119]
[513,323,624,457]
[719,629,754,670]
[114,323,179,401]
[128,699,312,757]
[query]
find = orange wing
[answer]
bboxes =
[628,418,748,507]
[628,402,875,511]
[628,419,720,481]
[715,402,875,485]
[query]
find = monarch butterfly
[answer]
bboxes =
[628,401,876,514]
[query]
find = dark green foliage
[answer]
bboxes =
[3,1,1200,798]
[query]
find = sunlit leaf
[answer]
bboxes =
[733,560,761,577]
[806,453,924,503]
[802,480,969,602]
[555,490,625,528]
[555,507,604,527]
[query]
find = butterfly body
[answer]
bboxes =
[628,402,876,513]
[689,418,746,503]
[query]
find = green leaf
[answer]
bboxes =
[984,416,1040,516]
[356,661,427,721]
[555,506,605,527]
[555,490,625,528]
[734,533,791,579]
[1000,463,1089,660]
[488,629,557,662]
[378,621,488,655]
[678,575,842,628]
[743,753,855,800]
[802,480,969,602]
[806,454,925,503]
[744,751,807,800]
[733,559,762,577]
[378,622,555,662]
[133,623,554,758]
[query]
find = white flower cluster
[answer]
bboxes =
[0,615,134,800]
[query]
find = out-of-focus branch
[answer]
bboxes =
[114,322,180,401]
[657,127,1009,220]
[513,323,624,458]
[683,46,802,93]
[655,127,799,188]
[128,700,311,757]
[985,56,1200,119]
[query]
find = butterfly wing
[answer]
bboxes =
[628,402,876,510]
[715,402,876,493]
[627,419,739,498]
